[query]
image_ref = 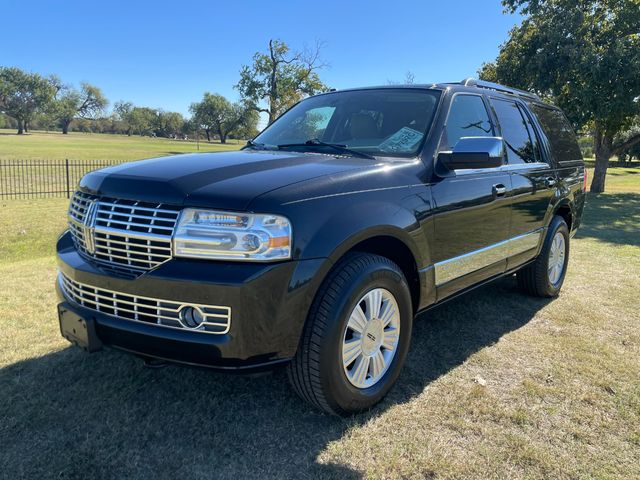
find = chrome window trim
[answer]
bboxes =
[438,92,495,154]
[436,90,552,177]
[434,228,544,286]
[487,95,546,166]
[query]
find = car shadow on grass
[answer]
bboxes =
[576,192,640,247]
[0,276,550,480]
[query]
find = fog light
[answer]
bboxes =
[178,306,205,329]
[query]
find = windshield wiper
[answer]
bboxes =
[277,139,375,160]
[243,139,278,151]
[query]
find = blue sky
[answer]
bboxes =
[4,0,520,118]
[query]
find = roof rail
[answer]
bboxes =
[461,78,541,100]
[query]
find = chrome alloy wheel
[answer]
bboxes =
[548,232,566,285]
[341,288,401,389]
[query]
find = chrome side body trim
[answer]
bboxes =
[450,162,551,177]
[434,229,543,286]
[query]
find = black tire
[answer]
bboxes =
[517,216,570,297]
[287,252,413,415]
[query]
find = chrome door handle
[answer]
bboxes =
[545,177,557,188]
[493,184,507,197]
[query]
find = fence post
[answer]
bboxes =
[65,159,70,198]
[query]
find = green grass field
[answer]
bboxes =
[0,129,241,162]
[0,169,639,479]
[0,130,244,198]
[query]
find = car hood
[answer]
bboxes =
[79,150,378,210]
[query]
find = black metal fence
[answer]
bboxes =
[0,159,113,199]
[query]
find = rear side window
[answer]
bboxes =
[441,94,493,150]
[490,98,538,164]
[529,104,583,162]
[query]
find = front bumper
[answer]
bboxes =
[56,231,329,371]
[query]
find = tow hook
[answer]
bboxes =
[141,357,168,369]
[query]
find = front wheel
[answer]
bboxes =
[287,252,413,415]
[517,215,570,297]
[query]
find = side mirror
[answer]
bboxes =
[438,137,505,170]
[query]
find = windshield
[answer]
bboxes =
[251,88,441,157]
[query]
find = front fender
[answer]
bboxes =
[249,180,435,313]
[289,193,435,312]
[297,198,429,268]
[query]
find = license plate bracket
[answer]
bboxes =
[58,304,103,352]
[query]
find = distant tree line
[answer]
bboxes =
[0,66,207,139]
[0,39,329,142]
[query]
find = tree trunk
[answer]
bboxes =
[205,128,211,142]
[591,126,613,194]
[24,121,29,133]
[62,120,70,134]
[218,127,227,144]
[268,39,278,126]
[17,119,24,135]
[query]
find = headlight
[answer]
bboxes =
[173,209,292,261]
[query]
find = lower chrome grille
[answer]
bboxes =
[68,191,181,278]
[59,272,231,334]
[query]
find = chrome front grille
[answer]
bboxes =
[68,191,94,253]
[59,272,231,334]
[68,191,181,277]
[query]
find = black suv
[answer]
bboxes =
[56,79,586,415]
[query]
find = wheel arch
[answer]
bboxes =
[321,226,425,314]
[344,234,421,313]
[553,200,573,231]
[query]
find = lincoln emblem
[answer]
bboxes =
[82,200,98,255]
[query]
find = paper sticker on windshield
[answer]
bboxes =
[378,127,424,153]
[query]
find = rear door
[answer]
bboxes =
[430,93,513,299]
[527,103,586,236]
[487,96,556,270]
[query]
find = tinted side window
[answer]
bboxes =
[490,98,537,164]
[442,95,493,150]
[521,106,542,162]
[529,104,583,162]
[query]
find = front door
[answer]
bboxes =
[430,93,513,299]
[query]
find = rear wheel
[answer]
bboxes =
[287,252,413,415]
[517,215,570,297]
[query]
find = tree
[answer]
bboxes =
[616,121,640,163]
[190,93,254,143]
[236,39,328,125]
[153,110,184,138]
[113,101,134,135]
[0,67,56,134]
[189,93,217,141]
[181,118,196,138]
[54,82,107,134]
[387,71,417,85]
[479,0,640,192]
[128,107,157,136]
[113,103,157,136]
[233,108,260,140]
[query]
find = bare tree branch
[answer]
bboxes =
[613,132,640,155]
